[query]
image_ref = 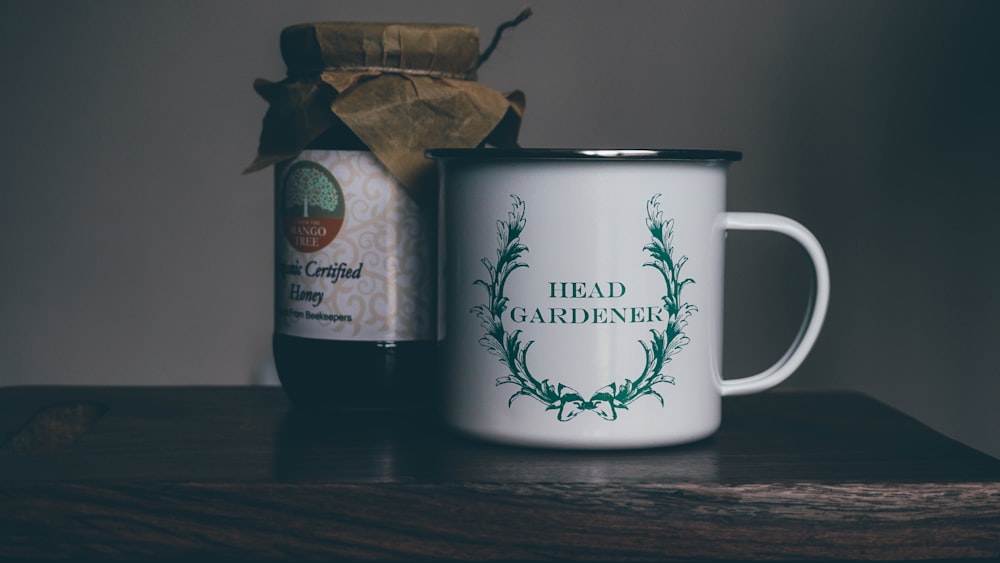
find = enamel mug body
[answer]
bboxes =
[430,149,829,449]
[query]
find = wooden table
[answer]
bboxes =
[1,386,998,561]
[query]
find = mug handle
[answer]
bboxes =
[720,212,831,396]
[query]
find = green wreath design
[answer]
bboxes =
[470,194,697,421]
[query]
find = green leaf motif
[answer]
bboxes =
[470,193,696,421]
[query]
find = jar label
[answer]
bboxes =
[275,151,435,341]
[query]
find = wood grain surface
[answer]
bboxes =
[1,386,998,561]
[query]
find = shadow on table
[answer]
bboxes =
[272,409,721,483]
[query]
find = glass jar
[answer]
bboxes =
[272,122,436,410]
[248,22,524,411]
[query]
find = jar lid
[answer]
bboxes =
[426,148,743,162]
[280,22,480,79]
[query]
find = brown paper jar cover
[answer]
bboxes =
[246,22,525,200]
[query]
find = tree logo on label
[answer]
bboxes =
[282,161,346,252]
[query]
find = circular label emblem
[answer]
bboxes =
[282,161,346,252]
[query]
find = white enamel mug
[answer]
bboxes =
[429,149,830,449]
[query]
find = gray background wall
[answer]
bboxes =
[2,1,998,457]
